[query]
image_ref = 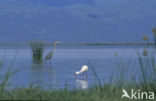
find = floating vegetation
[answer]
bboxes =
[30,41,44,63]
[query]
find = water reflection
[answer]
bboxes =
[44,63,55,89]
[31,63,44,87]
[75,79,88,89]
[44,63,53,75]
[30,63,53,88]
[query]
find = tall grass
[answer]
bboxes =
[0,49,19,93]
[152,28,156,46]
[30,41,44,63]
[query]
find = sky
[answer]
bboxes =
[0,0,156,43]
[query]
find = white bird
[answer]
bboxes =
[121,89,131,99]
[75,65,88,79]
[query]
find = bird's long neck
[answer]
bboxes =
[76,71,81,75]
[77,70,83,75]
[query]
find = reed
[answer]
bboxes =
[152,28,156,46]
[30,41,44,63]
[0,53,19,93]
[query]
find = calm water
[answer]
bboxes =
[0,47,144,89]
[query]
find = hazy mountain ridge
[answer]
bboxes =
[0,0,156,43]
[0,0,94,7]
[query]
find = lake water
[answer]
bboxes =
[0,46,145,89]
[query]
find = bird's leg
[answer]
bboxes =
[83,72,84,80]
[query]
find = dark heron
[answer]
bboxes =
[44,41,60,62]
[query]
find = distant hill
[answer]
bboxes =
[0,0,156,43]
[0,0,94,7]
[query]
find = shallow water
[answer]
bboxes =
[0,47,144,89]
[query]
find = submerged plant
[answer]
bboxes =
[30,41,45,63]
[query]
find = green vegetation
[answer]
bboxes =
[0,85,131,101]
[30,41,44,63]
[153,28,156,46]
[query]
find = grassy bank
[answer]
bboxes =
[0,83,156,101]
[0,85,139,101]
